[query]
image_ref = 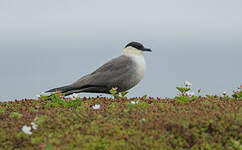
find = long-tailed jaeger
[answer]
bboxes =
[46,42,151,95]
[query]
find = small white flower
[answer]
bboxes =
[186,92,195,97]
[131,100,139,104]
[68,93,79,99]
[36,92,49,98]
[41,92,48,95]
[184,81,192,87]
[222,91,227,96]
[22,125,32,135]
[92,104,100,110]
[31,122,38,130]
[141,118,146,121]
[189,92,195,96]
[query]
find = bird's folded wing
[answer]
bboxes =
[71,55,134,88]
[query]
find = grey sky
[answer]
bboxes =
[0,0,241,101]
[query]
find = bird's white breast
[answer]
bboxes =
[128,54,146,79]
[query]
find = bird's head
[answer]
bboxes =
[123,42,151,56]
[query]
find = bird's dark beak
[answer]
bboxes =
[143,48,152,52]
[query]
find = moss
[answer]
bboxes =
[0,96,241,149]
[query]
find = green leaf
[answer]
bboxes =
[39,95,49,100]
[45,143,53,150]
[120,91,128,97]
[142,95,147,99]
[35,115,47,125]
[206,94,214,99]
[10,112,23,119]
[0,108,6,114]
[184,88,191,92]
[174,96,191,104]
[109,89,117,94]
[176,87,185,93]
[232,91,242,100]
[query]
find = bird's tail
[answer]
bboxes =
[45,85,72,93]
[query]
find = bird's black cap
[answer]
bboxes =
[125,42,151,52]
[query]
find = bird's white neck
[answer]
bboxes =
[123,49,146,80]
[123,46,143,56]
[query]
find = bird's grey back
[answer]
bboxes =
[70,55,138,92]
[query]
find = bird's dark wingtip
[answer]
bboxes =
[45,85,72,93]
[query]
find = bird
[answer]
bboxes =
[46,42,151,96]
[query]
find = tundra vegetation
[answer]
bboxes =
[0,83,241,150]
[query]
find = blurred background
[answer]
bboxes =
[0,0,241,101]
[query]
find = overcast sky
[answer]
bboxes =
[0,0,241,101]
